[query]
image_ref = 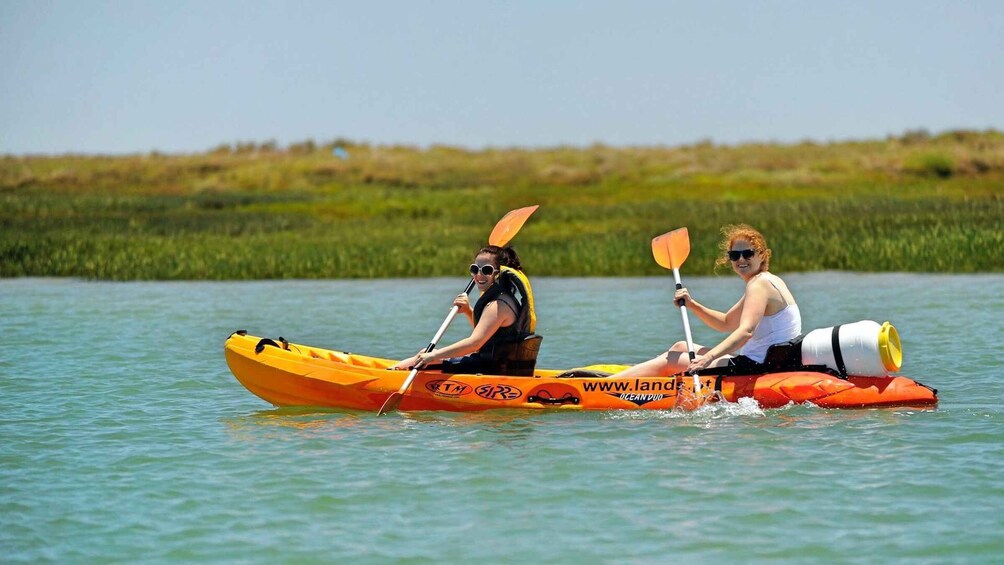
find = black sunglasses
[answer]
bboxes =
[728,249,756,261]
[469,264,497,277]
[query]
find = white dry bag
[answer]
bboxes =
[800,320,903,377]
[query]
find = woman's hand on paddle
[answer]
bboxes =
[453,293,472,315]
[390,350,428,370]
[674,287,693,307]
[414,350,436,369]
[688,352,713,374]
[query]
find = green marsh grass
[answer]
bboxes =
[2,130,1002,279]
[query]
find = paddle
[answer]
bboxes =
[377,205,539,415]
[651,227,701,396]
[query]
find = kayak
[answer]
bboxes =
[224,332,938,411]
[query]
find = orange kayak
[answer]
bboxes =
[224,332,938,412]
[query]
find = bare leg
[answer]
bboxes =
[607,341,710,379]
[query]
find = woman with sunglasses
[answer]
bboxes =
[610,224,801,378]
[391,245,540,375]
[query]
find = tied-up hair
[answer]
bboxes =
[714,224,771,272]
[476,245,523,272]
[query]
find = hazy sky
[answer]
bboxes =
[2,0,1002,154]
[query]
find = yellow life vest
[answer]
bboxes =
[499,266,536,333]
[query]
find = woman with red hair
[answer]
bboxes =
[611,224,801,378]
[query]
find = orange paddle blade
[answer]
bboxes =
[488,205,539,247]
[651,227,690,270]
[377,392,403,415]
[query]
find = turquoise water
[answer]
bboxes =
[2,274,1003,563]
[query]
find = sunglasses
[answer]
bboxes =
[728,249,756,261]
[469,264,497,277]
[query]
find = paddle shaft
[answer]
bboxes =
[672,267,701,393]
[377,279,475,414]
[404,279,474,380]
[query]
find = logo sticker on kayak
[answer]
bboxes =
[474,384,523,401]
[605,393,666,407]
[582,378,715,395]
[426,380,472,397]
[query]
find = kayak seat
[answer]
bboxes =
[498,334,543,377]
[694,340,839,378]
[695,363,836,377]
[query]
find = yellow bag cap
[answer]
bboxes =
[878,321,903,373]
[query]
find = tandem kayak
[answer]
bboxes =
[224,332,938,412]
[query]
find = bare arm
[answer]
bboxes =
[390,300,516,369]
[689,278,770,369]
[677,288,743,333]
[454,293,476,328]
[428,300,515,359]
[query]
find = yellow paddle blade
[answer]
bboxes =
[652,227,690,270]
[488,205,539,247]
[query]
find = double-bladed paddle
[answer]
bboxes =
[651,227,702,396]
[377,205,539,415]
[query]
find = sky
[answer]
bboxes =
[2,0,1002,155]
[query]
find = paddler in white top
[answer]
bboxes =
[610,224,801,378]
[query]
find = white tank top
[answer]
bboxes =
[739,279,802,363]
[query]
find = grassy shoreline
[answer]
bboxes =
[2,130,1002,279]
